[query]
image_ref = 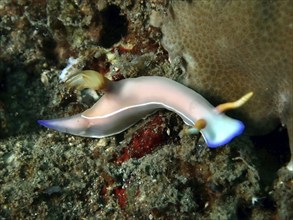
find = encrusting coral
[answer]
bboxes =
[151,0,293,170]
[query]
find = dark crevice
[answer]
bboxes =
[99,5,128,48]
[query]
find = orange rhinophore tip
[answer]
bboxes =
[194,119,207,131]
[216,92,253,113]
[185,119,207,136]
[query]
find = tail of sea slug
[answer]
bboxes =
[37,114,90,137]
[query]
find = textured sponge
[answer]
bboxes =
[155,0,293,169]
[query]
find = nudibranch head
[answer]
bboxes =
[186,117,244,148]
[201,114,245,148]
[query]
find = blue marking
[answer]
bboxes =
[37,120,55,129]
[205,120,245,148]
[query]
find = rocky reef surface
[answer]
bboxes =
[0,1,292,219]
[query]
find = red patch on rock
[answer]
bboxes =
[116,115,168,163]
[114,187,127,209]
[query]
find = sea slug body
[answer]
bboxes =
[38,71,252,148]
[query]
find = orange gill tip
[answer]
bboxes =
[216,92,254,113]
[65,70,109,91]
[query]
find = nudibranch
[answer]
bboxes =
[38,71,253,148]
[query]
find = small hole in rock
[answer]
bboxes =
[100,5,128,48]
